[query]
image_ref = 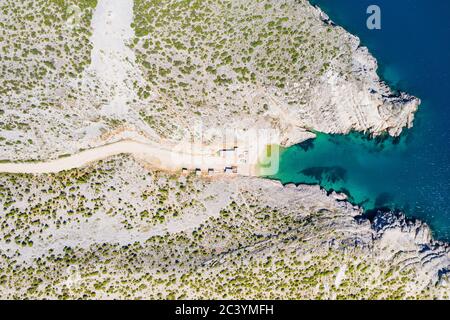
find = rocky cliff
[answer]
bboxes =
[0,157,447,299]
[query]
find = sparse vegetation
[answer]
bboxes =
[0,155,447,299]
[132,0,350,138]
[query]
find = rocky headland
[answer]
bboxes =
[0,157,448,298]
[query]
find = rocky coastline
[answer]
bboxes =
[0,0,445,299]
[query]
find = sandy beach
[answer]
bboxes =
[0,139,259,175]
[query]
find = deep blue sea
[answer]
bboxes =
[272,0,450,240]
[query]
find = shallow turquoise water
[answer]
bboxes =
[272,0,450,240]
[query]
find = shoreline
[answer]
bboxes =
[0,0,448,300]
[295,1,449,241]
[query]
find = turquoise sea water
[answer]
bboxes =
[272,0,450,240]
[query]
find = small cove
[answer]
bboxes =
[271,0,450,240]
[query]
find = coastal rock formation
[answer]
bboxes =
[310,6,419,137]
[0,156,448,299]
[0,0,441,301]
[299,39,419,137]
[370,210,450,289]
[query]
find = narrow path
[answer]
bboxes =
[0,140,255,176]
